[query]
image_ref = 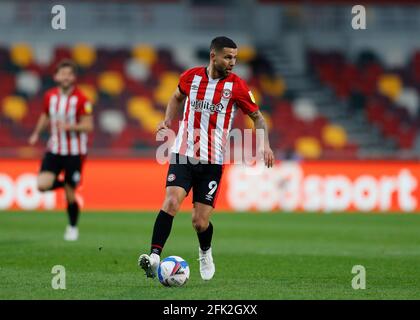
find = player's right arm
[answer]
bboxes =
[157,87,186,135]
[29,92,50,146]
[28,113,49,145]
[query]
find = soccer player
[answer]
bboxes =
[28,59,94,241]
[138,36,274,280]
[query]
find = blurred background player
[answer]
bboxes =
[138,36,275,280]
[28,59,94,241]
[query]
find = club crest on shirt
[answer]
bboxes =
[222,89,232,99]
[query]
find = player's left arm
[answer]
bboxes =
[63,114,94,133]
[248,110,275,168]
[236,79,274,168]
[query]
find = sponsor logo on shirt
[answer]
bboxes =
[191,100,224,114]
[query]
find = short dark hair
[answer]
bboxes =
[210,36,237,52]
[55,59,78,75]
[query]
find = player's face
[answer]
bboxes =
[54,66,76,90]
[213,47,237,77]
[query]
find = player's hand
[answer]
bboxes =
[57,121,72,131]
[28,133,39,146]
[156,120,171,139]
[260,144,275,168]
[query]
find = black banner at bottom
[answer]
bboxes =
[0,300,417,319]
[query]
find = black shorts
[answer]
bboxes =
[40,152,85,188]
[165,153,223,208]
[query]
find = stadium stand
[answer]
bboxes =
[308,49,419,156]
[1,40,419,160]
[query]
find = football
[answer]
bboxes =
[157,256,190,287]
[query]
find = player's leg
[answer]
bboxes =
[37,172,57,192]
[192,202,216,280]
[191,163,223,280]
[62,155,83,241]
[192,202,213,247]
[139,186,188,278]
[138,154,192,278]
[63,184,79,241]
[154,186,187,251]
[37,152,64,192]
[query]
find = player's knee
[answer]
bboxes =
[65,189,76,203]
[163,196,181,215]
[192,218,207,233]
[37,181,51,192]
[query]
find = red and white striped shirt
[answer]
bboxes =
[43,87,92,156]
[171,67,259,164]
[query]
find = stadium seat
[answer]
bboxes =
[125,58,150,81]
[293,98,318,122]
[10,43,33,67]
[321,124,348,148]
[154,72,180,106]
[127,96,164,133]
[141,112,164,133]
[127,96,151,121]
[54,46,72,61]
[377,74,402,101]
[295,136,322,159]
[2,96,28,122]
[72,43,96,68]
[380,112,400,137]
[259,75,286,97]
[396,88,419,117]
[98,71,124,96]
[132,44,157,66]
[231,63,252,81]
[32,44,54,67]
[237,45,256,63]
[0,72,16,98]
[16,71,41,96]
[396,126,417,149]
[172,45,201,70]
[99,110,126,135]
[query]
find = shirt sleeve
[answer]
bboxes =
[235,79,259,115]
[43,93,50,115]
[178,69,192,96]
[77,94,93,116]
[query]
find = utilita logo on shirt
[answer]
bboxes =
[191,100,224,114]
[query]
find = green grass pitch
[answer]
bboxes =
[0,211,419,299]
